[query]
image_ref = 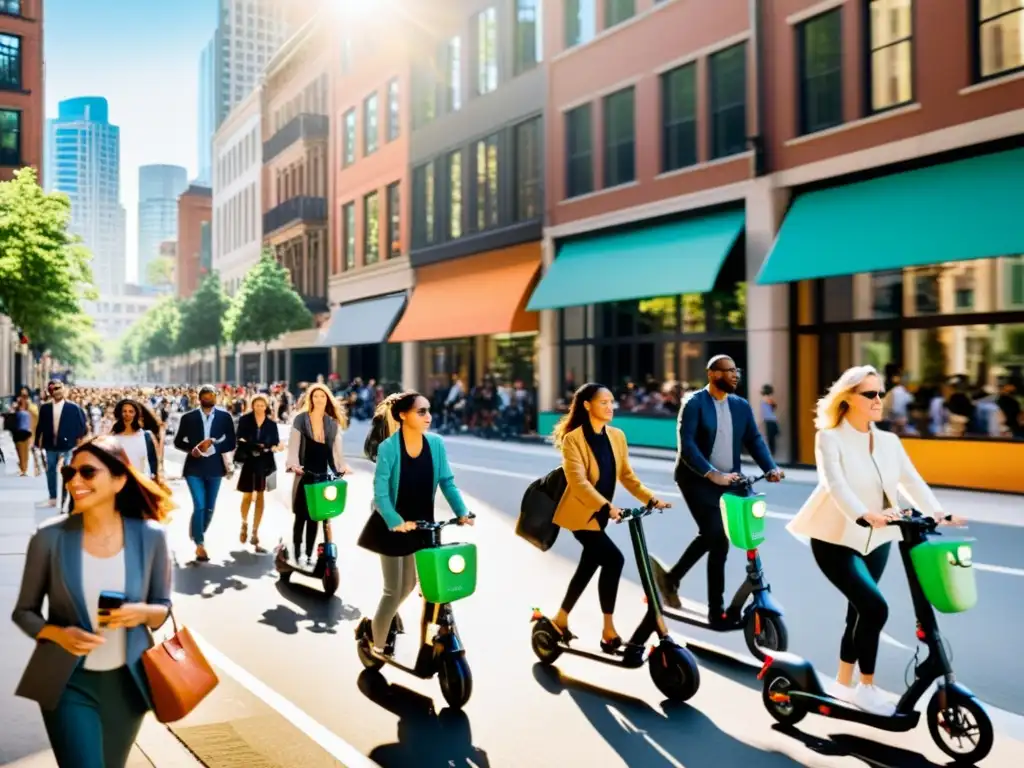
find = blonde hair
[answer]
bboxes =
[815,365,881,430]
[299,382,348,428]
[250,393,272,414]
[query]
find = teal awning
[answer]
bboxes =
[527,210,744,311]
[757,147,1024,284]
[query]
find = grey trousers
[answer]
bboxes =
[371,553,417,649]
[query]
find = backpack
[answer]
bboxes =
[516,467,567,552]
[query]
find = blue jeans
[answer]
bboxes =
[46,449,73,502]
[185,475,222,546]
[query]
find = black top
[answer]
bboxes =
[583,424,616,526]
[358,432,434,557]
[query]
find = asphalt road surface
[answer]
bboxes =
[153,419,1024,767]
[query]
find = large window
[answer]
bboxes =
[448,151,463,239]
[564,0,596,48]
[565,104,593,198]
[475,134,499,231]
[709,43,747,159]
[363,191,380,265]
[604,0,635,28]
[342,108,356,167]
[363,92,379,155]
[386,78,400,141]
[661,63,697,173]
[0,33,20,90]
[977,0,1024,79]
[602,87,635,187]
[386,181,401,258]
[1,2,22,17]
[412,61,436,128]
[515,116,542,221]
[475,8,498,95]
[0,109,19,166]
[868,0,913,112]
[413,162,436,246]
[515,0,543,74]
[342,202,356,271]
[798,10,843,135]
[445,37,462,111]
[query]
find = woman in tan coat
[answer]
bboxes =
[548,383,670,652]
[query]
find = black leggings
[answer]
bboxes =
[669,486,730,611]
[560,529,625,615]
[294,518,318,558]
[811,539,891,676]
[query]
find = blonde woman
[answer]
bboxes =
[788,365,964,716]
[285,383,350,564]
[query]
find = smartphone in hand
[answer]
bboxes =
[97,590,126,626]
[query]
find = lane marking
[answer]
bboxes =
[188,629,379,768]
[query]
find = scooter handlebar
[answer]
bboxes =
[616,500,660,522]
[855,508,952,532]
[414,512,476,531]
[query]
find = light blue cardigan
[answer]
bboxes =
[372,431,469,529]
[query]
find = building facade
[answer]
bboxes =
[526,0,1024,493]
[176,185,213,298]
[46,97,127,296]
[394,0,546,401]
[137,164,188,290]
[197,35,216,185]
[213,88,261,297]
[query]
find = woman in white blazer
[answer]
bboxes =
[788,365,964,716]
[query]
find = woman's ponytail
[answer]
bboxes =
[363,394,402,462]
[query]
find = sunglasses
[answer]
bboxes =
[61,465,102,483]
[857,390,885,401]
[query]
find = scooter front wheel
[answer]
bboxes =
[322,562,339,596]
[744,611,788,661]
[927,690,993,764]
[648,644,700,702]
[438,653,473,709]
[762,671,806,726]
[531,622,564,666]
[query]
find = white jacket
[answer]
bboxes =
[787,420,943,554]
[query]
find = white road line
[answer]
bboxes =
[189,629,379,768]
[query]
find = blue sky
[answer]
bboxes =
[45,0,216,282]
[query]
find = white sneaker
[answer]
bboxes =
[820,676,853,702]
[852,683,896,716]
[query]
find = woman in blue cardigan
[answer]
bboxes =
[357,391,473,655]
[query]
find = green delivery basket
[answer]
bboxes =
[415,542,478,604]
[719,492,769,550]
[909,539,978,614]
[304,477,348,522]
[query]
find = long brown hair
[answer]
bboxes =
[552,382,609,448]
[111,398,162,435]
[299,382,348,428]
[73,436,175,523]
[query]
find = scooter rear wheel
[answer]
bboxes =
[762,671,806,726]
[648,644,700,702]
[927,690,993,764]
[438,653,473,709]
[322,563,339,596]
[531,623,564,665]
[744,611,788,661]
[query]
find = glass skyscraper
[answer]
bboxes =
[138,164,188,290]
[197,36,215,185]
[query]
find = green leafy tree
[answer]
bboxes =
[178,272,230,379]
[139,297,182,361]
[146,255,176,293]
[30,310,102,371]
[226,249,312,355]
[0,168,95,342]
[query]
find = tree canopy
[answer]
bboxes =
[226,249,312,347]
[178,272,230,352]
[146,255,176,293]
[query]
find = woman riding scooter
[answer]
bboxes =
[547,383,670,652]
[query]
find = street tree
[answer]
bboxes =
[0,167,95,342]
[30,310,103,373]
[178,272,230,380]
[146,255,176,293]
[226,249,312,362]
[139,297,182,361]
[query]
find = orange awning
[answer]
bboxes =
[389,242,541,342]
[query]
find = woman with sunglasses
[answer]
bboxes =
[788,365,965,716]
[356,392,472,656]
[11,436,175,768]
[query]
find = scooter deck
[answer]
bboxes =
[559,643,646,669]
[364,644,438,680]
[662,606,743,632]
[788,691,920,732]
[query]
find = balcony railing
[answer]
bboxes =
[263,196,327,235]
[263,113,329,163]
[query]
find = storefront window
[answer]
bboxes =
[422,339,474,397]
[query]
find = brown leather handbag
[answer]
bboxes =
[141,609,219,723]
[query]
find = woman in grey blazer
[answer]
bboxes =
[12,435,175,768]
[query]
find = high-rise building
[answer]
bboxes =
[138,164,188,290]
[196,35,215,184]
[45,96,126,296]
[177,185,213,298]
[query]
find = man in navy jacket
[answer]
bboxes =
[173,385,236,562]
[652,355,783,626]
[34,380,89,508]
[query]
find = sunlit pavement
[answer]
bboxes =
[153,424,1024,768]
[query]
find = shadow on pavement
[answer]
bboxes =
[775,726,976,767]
[356,670,490,767]
[257,580,361,635]
[532,663,800,767]
[172,548,275,597]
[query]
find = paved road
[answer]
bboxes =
[154,421,1024,767]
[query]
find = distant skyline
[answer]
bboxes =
[44,0,216,283]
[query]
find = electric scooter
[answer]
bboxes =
[530,503,701,703]
[650,474,788,660]
[760,510,992,765]
[273,519,341,596]
[356,513,478,709]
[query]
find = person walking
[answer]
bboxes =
[11,436,175,768]
[235,394,281,553]
[109,399,160,482]
[35,380,90,509]
[173,385,237,563]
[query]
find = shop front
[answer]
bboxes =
[531,209,748,448]
[318,292,407,388]
[389,242,542,405]
[758,146,1024,493]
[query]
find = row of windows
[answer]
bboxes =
[215,181,259,257]
[410,115,542,249]
[564,0,649,50]
[217,125,259,189]
[339,181,402,271]
[412,2,543,130]
[341,78,400,168]
[272,73,329,132]
[0,108,19,165]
